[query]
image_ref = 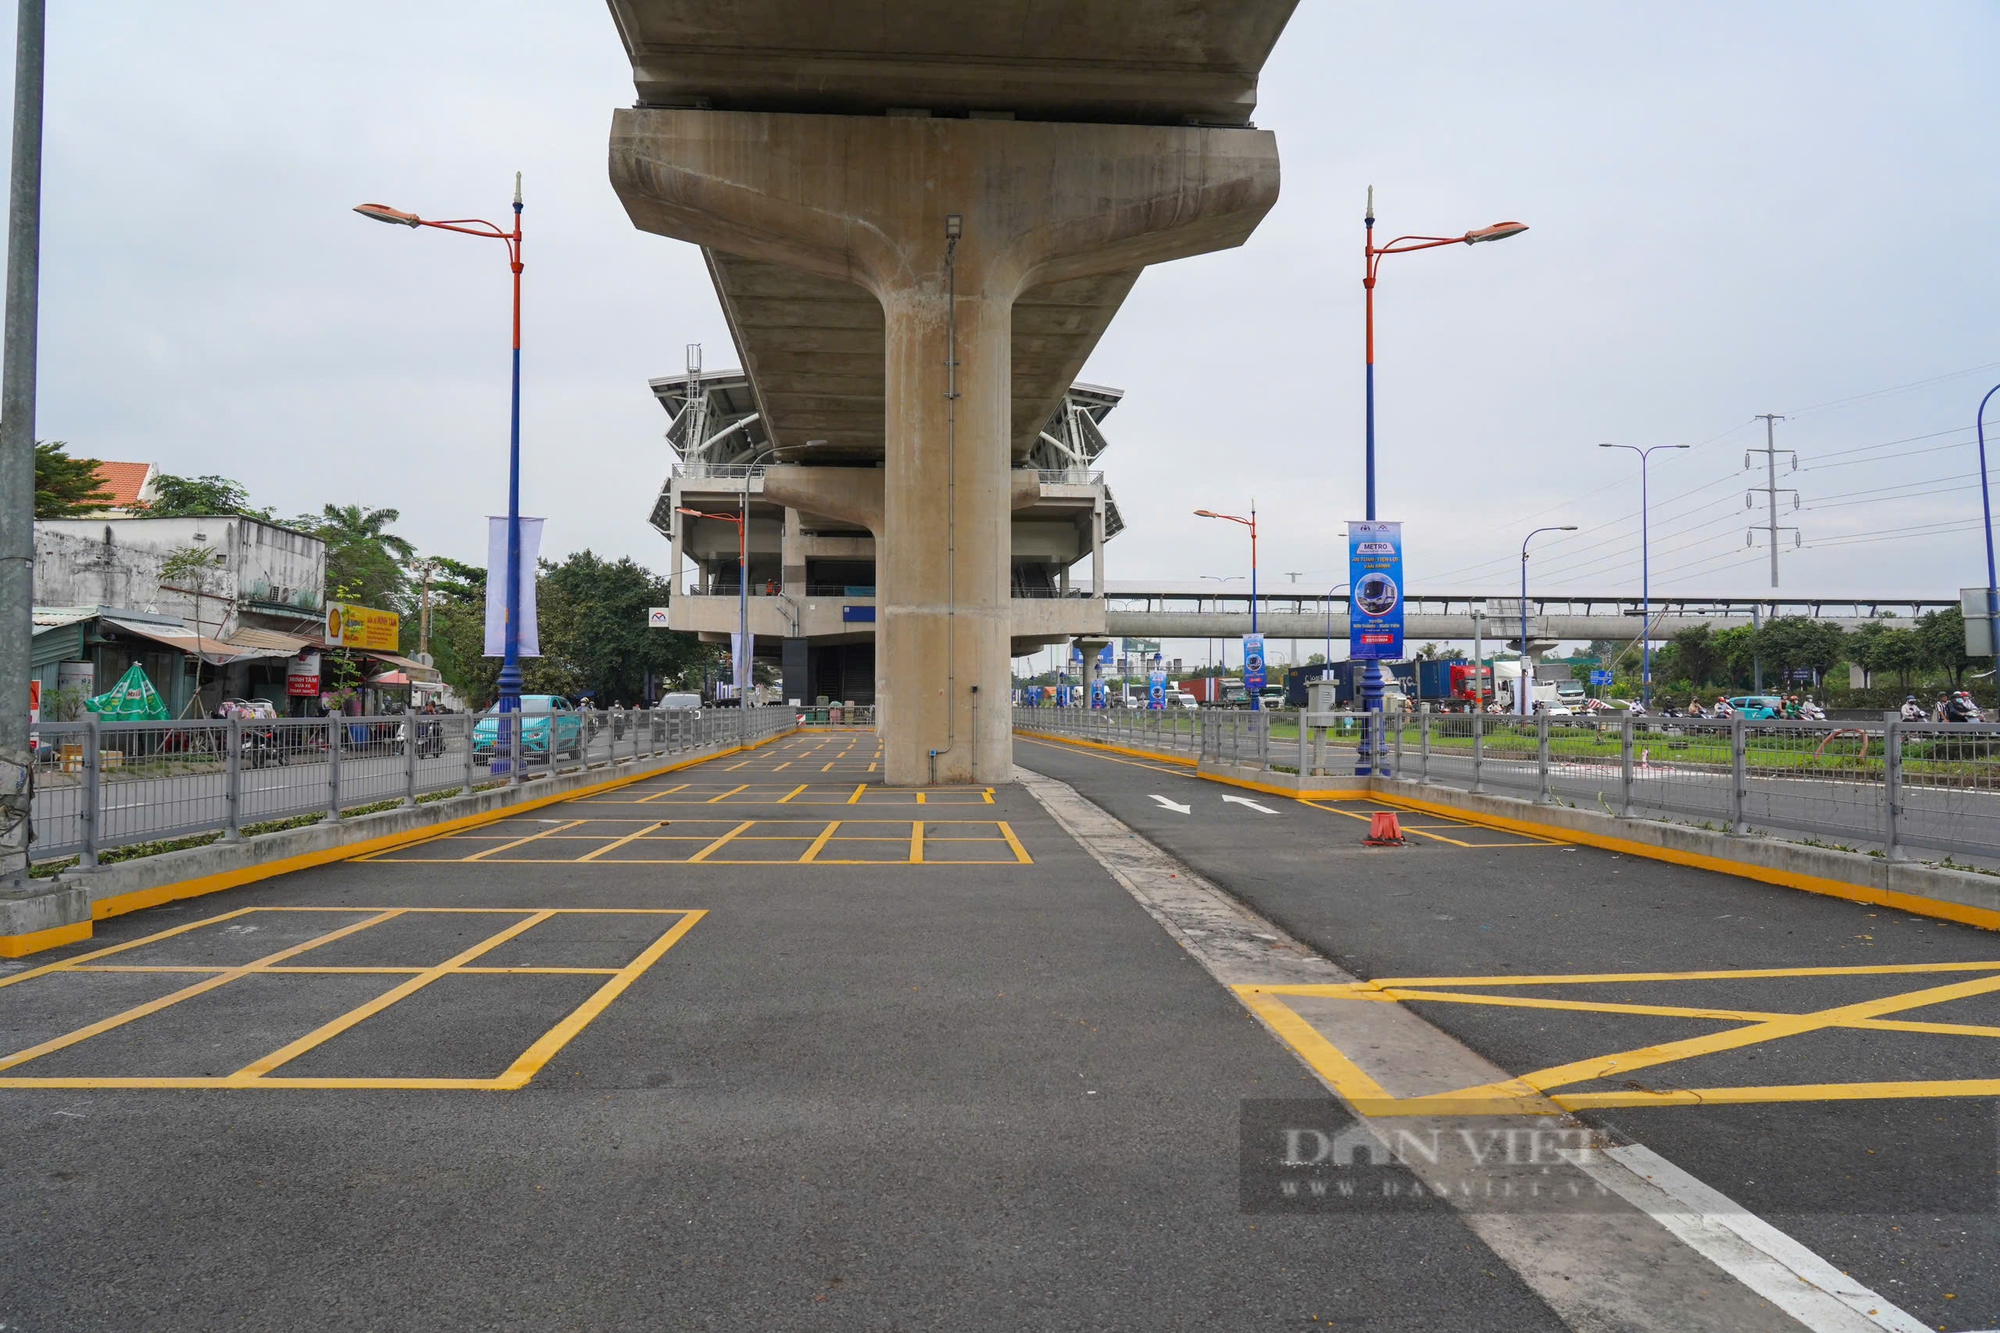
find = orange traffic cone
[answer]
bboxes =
[1363,811,1405,846]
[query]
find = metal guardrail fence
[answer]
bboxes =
[1013,705,2000,866]
[26,705,797,866]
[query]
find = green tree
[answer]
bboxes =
[300,504,414,611]
[1668,626,1719,687]
[33,440,112,516]
[1712,624,1759,690]
[146,473,272,519]
[159,544,226,713]
[1755,616,1845,691]
[533,550,713,704]
[1848,619,1922,689]
[1916,607,1976,688]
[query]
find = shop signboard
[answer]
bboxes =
[1347,521,1405,661]
[325,603,400,651]
[287,651,322,697]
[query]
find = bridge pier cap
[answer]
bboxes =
[611,112,1278,784]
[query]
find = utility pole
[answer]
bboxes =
[1746,414,1798,587]
[0,0,46,885]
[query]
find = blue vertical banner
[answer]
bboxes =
[1348,521,1404,661]
[1241,632,1267,693]
[1148,666,1168,709]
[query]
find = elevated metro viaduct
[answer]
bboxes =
[605,0,1297,783]
[651,369,1127,708]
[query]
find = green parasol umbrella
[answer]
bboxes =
[85,662,171,722]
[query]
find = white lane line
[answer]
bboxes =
[1147,794,1191,814]
[1221,795,1279,814]
[1572,1144,1931,1333]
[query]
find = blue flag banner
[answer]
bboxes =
[1148,669,1168,709]
[1348,521,1404,662]
[1242,632,1267,693]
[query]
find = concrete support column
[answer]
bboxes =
[781,510,806,598]
[880,286,1011,783]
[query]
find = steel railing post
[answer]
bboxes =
[224,714,242,840]
[1418,708,1431,785]
[1471,709,1484,794]
[1536,714,1552,803]
[1258,710,1270,769]
[1299,713,1310,775]
[1619,712,1635,818]
[1883,716,1904,861]
[403,711,418,807]
[1729,713,1747,835]
[1393,710,1405,775]
[461,714,475,795]
[79,711,100,868]
[327,716,342,822]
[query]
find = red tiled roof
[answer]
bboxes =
[91,460,153,508]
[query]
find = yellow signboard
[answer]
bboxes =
[325,602,400,651]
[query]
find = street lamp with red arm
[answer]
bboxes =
[1355,187,1528,773]
[1195,506,1261,708]
[355,174,529,776]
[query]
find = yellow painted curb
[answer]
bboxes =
[2,728,796,957]
[1014,728,1367,799]
[1375,789,2000,934]
[1014,728,1197,768]
[0,918,93,959]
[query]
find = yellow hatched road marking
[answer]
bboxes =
[847,784,867,804]
[910,821,924,864]
[462,820,587,862]
[776,784,809,803]
[800,821,842,863]
[576,821,667,862]
[686,820,755,862]
[634,783,692,803]
[495,909,706,1089]
[706,785,749,803]
[773,762,791,771]
[228,911,556,1081]
[724,760,750,771]
[915,792,927,805]
[997,821,1032,864]
[0,910,404,1073]
[0,906,263,990]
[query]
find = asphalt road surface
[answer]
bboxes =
[1,731,1570,1332]
[1016,733,2000,1332]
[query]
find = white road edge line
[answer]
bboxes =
[1570,1144,1932,1333]
[1017,761,1932,1333]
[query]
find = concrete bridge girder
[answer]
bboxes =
[1102,613,1884,643]
[613,110,1278,783]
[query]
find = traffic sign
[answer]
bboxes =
[1588,670,1614,686]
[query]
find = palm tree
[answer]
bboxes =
[304,504,414,610]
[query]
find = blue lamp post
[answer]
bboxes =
[1978,383,2000,701]
[1517,526,1577,714]
[357,178,526,775]
[1359,188,1527,759]
[1599,443,1688,709]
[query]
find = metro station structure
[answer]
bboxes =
[606,1,1291,783]
[649,365,1125,716]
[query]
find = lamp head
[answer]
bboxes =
[354,203,422,227]
[1559,525,1579,531]
[1465,221,1529,244]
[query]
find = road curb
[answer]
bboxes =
[1,726,797,958]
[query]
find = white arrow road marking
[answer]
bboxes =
[1148,795,1192,814]
[1220,795,1279,814]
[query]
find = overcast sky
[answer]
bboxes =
[14,2,2000,617]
